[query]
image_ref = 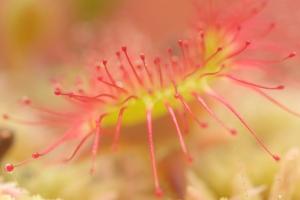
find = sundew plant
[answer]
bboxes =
[2,0,300,198]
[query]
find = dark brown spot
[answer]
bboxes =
[0,128,14,161]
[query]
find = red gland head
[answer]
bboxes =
[4,163,14,173]
[155,188,163,198]
[289,52,297,58]
[140,53,145,61]
[273,155,281,162]
[178,39,183,47]
[121,46,127,52]
[32,152,40,159]
[22,96,31,105]
[277,85,284,90]
[54,88,61,95]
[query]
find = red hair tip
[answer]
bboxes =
[22,96,31,105]
[32,152,40,159]
[230,129,237,135]
[277,85,285,90]
[4,163,14,173]
[273,155,280,162]
[155,188,163,198]
[217,47,223,51]
[201,122,208,128]
[246,41,251,45]
[188,156,194,163]
[140,53,145,60]
[289,52,297,58]
[174,94,179,99]
[97,76,103,81]
[147,89,153,95]
[89,168,95,175]
[270,22,276,28]
[178,40,183,47]
[2,114,9,120]
[102,59,107,65]
[121,46,127,52]
[54,89,61,95]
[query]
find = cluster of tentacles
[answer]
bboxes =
[3,0,300,197]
